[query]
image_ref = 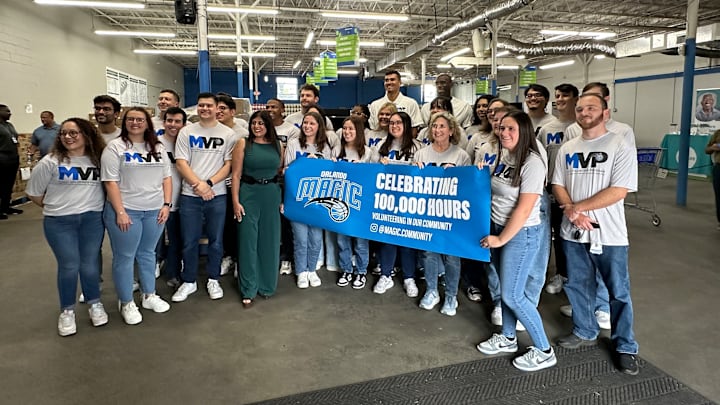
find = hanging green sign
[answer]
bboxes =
[320,50,338,81]
[475,78,489,94]
[336,26,360,66]
[519,66,537,87]
[312,62,329,86]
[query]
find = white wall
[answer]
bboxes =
[533,52,720,147]
[0,0,184,134]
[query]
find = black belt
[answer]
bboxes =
[241,174,279,185]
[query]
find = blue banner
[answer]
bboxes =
[283,159,491,262]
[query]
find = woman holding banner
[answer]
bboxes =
[335,116,379,289]
[284,111,339,289]
[374,112,423,297]
[414,111,471,316]
[476,110,556,372]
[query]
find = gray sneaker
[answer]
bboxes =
[512,346,557,372]
[557,333,597,349]
[476,333,518,355]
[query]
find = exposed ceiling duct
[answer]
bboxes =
[431,0,538,45]
[374,0,537,72]
[498,37,616,57]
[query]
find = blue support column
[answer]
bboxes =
[676,0,699,206]
[198,50,211,92]
[197,0,211,92]
[237,70,244,98]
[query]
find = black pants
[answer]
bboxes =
[0,157,19,213]
[713,164,720,223]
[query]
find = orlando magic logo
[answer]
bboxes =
[296,172,362,223]
[305,197,350,223]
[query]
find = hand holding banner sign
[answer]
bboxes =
[283,159,491,262]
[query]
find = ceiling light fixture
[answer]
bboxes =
[320,10,409,22]
[316,40,385,47]
[303,31,315,49]
[496,50,510,57]
[218,51,277,58]
[538,60,575,70]
[292,60,301,69]
[594,54,606,60]
[440,47,471,62]
[497,65,520,70]
[437,64,452,69]
[337,69,359,75]
[207,34,276,41]
[134,49,196,55]
[207,6,279,15]
[516,55,526,60]
[34,0,144,9]
[95,30,175,38]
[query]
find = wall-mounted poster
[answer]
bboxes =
[695,88,720,122]
[106,67,148,107]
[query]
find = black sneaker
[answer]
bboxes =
[337,272,352,287]
[617,353,640,375]
[557,333,597,349]
[371,265,381,276]
[5,207,23,215]
[352,274,366,289]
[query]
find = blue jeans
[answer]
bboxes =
[378,243,417,279]
[337,234,368,274]
[424,252,460,297]
[321,231,339,268]
[529,192,551,306]
[493,223,550,350]
[485,261,501,307]
[104,204,164,303]
[179,195,226,282]
[159,211,182,281]
[290,221,323,274]
[44,211,104,310]
[562,240,638,354]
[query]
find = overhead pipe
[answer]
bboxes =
[431,0,537,45]
[498,37,616,57]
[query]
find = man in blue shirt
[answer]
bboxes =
[30,111,60,157]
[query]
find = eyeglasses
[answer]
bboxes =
[94,106,113,112]
[525,93,545,99]
[350,111,366,116]
[388,120,403,126]
[126,117,146,123]
[59,130,81,138]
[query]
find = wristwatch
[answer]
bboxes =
[206,179,214,187]
[163,202,173,208]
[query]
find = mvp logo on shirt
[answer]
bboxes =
[565,152,608,168]
[58,167,100,181]
[124,152,162,163]
[189,136,225,149]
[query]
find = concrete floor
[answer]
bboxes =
[0,175,718,404]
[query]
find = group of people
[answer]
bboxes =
[15,73,640,376]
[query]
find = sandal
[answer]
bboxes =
[242,298,253,308]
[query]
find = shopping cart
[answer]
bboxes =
[626,147,665,226]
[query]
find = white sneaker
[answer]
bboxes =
[171,282,197,302]
[207,279,224,299]
[373,275,394,294]
[279,261,292,275]
[491,306,502,326]
[403,278,419,298]
[560,304,572,317]
[307,271,322,287]
[315,260,324,271]
[595,310,611,330]
[476,333,518,355]
[220,256,234,276]
[516,321,526,332]
[142,294,170,313]
[58,310,77,336]
[78,293,85,303]
[545,274,566,294]
[297,272,309,289]
[88,302,108,327]
[119,301,142,325]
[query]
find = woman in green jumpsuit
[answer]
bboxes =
[231,111,283,308]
